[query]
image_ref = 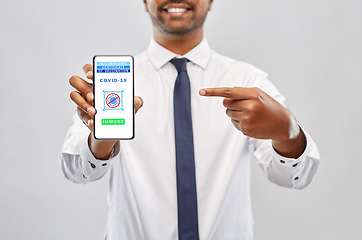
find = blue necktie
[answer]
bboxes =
[170,58,200,240]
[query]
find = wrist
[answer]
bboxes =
[88,133,118,160]
[272,126,306,159]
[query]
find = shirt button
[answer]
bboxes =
[293,163,298,167]
[294,177,299,180]
[102,163,107,166]
[280,160,285,164]
[88,161,96,169]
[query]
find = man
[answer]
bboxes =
[60,0,320,239]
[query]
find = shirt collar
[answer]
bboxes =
[147,37,211,70]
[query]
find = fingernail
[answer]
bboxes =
[87,119,91,126]
[86,92,94,102]
[138,97,143,108]
[87,107,95,115]
[199,90,206,96]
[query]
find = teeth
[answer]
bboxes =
[167,8,187,13]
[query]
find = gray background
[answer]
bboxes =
[1,0,361,239]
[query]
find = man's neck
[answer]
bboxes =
[153,28,204,56]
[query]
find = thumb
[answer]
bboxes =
[134,96,143,114]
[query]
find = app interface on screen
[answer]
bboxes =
[93,56,134,139]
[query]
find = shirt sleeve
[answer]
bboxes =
[248,71,320,189]
[59,114,120,184]
[249,127,320,189]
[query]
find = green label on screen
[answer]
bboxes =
[101,119,125,125]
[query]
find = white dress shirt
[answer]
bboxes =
[60,38,320,240]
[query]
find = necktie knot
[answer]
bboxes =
[170,58,188,72]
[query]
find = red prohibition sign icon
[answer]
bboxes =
[106,93,121,108]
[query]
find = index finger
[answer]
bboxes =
[83,64,93,79]
[69,75,93,101]
[199,87,256,99]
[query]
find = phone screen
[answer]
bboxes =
[93,55,134,140]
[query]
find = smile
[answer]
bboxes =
[163,3,192,14]
[167,8,188,13]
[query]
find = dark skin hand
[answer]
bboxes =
[69,64,143,160]
[199,87,306,159]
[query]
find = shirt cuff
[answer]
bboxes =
[271,127,312,181]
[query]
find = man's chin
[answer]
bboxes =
[161,26,196,36]
[156,20,200,36]
[150,14,206,37]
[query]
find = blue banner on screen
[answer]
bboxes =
[96,62,131,73]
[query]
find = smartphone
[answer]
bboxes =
[93,55,134,140]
